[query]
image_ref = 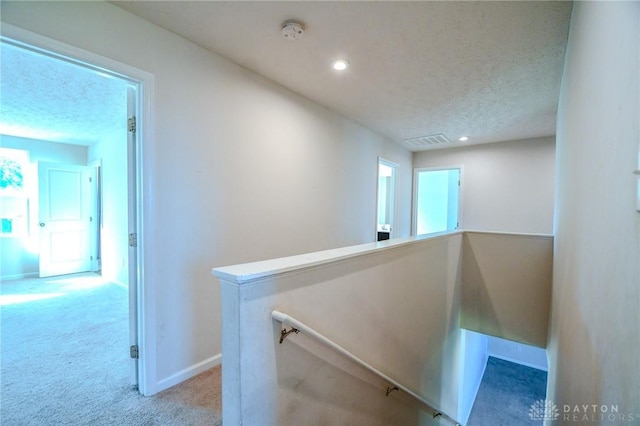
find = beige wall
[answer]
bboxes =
[461,232,553,348]
[217,234,465,425]
[413,136,555,376]
[413,136,556,234]
[548,1,640,422]
[216,231,554,425]
[1,1,413,394]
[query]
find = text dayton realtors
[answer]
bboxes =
[562,404,638,423]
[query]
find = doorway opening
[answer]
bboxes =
[460,330,549,425]
[0,35,144,390]
[376,158,398,241]
[413,167,461,235]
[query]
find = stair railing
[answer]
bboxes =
[272,310,462,426]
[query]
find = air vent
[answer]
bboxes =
[403,133,452,148]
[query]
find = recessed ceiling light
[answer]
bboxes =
[332,59,349,71]
[458,136,469,142]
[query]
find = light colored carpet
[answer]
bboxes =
[1,273,222,425]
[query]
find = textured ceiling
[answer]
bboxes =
[113,0,572,150]
[0,41,128,146]
[0,1,572,151]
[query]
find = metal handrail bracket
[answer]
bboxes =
[272,310,461,426]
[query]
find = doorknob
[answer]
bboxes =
[39,222,45,227]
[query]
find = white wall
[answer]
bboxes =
[0,131,130,287]
[216,234,466,425]
[548,1,639,421]
[0,135,87,279]
[458,330,488,424]
[1,135,88,165]
[0,1,413,394]
[413,136,556,234]
[89,133,128,286]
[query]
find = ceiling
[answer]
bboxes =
[113,0,572,151]
[0,1,572,151]
[0,41,129,146]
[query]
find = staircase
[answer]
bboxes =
[213,230,553,425]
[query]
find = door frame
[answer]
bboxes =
[88,159,102,273]
[376,157,399,241]
[412,165,464,236]
[1,24,156,396]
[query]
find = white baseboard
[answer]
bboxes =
[488,353,548,372]
[486,335,548,371]
[1,272,39,281]
[155,353,222,394]
[110,280,128,289]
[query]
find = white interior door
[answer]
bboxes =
[38,162,91,277]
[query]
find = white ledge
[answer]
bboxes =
[212,231,459,284]
[211,229,553,285]
[463,230,554,238]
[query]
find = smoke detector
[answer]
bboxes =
[281,20,305,40]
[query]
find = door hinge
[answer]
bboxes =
[129,233,137,247]
[128,116,136,133]
[130,345,139,359]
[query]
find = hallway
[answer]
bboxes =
[468,357,548,425]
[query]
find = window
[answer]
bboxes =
[413,167,461,235]
[0,148,30,237]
